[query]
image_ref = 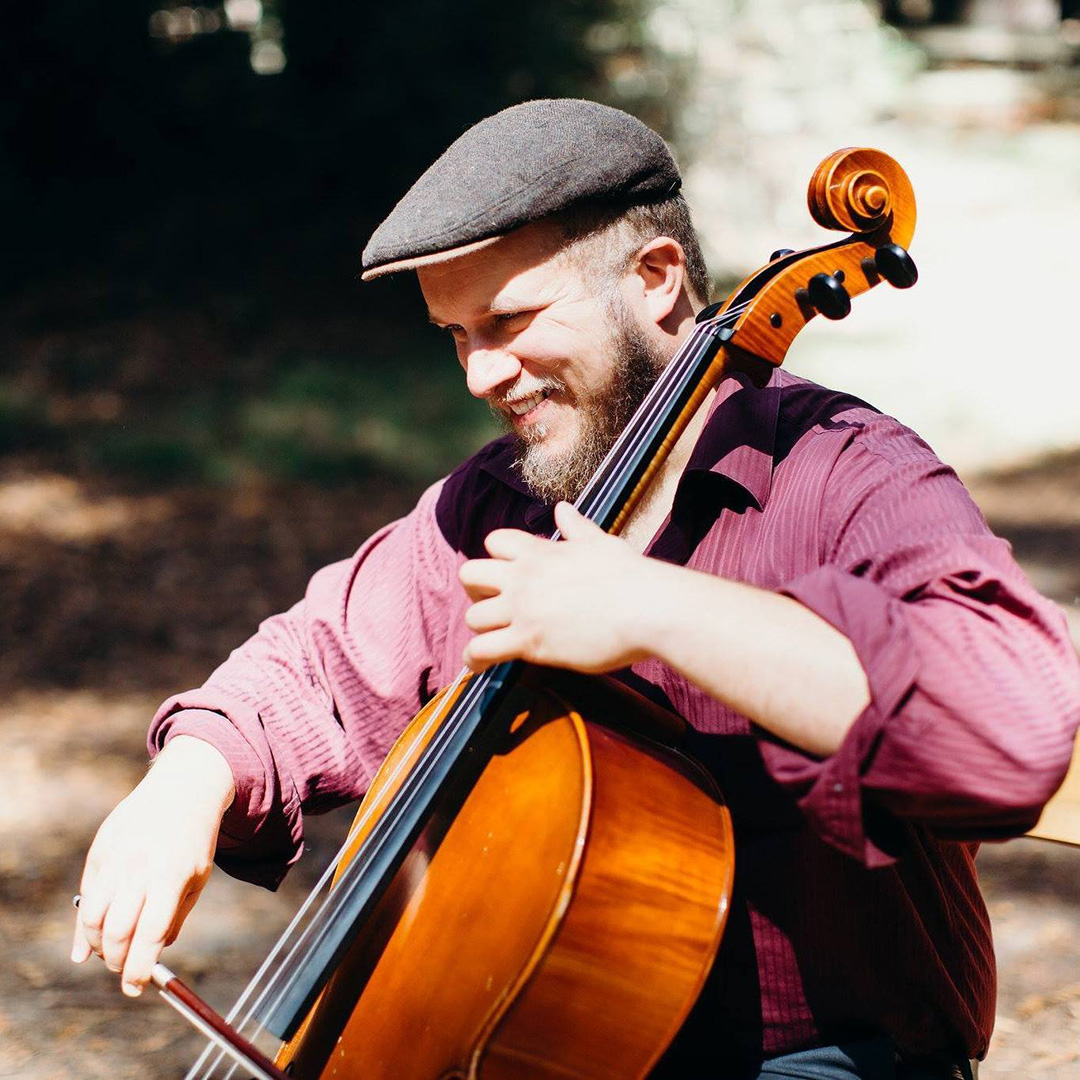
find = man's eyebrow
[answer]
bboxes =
[426,308,467,327]
[427,300,533,325]
[486,299,531,315]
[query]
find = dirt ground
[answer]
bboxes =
[1,448,1078,1079]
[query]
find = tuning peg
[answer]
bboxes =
[807,273,851,320]
[770,248,795,262]
[874,243,918,289]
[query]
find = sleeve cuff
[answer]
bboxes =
[759,565,921,867]
[149,704,303,889]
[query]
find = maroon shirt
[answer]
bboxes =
[150,369,1080,1067]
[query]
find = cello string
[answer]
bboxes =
[186,814,389,1078]
[582,332,723,518]
[590,299,746,491]
[540,308,739,540]
[573,306,744,525]
[188,673,479,1078]
[203,664,506,1067]
[190,666,478,1078]
[225,670,507,1045]
[193,300,752,1073]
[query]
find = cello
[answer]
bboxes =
[149,147,918,1079]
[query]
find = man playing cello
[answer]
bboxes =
[72,99,1080,1078]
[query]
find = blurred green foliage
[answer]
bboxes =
[1,336,499,486]
[0,385,55,455]
[1,0,654,485]
[235,352,497,483]
[0,326,496,483]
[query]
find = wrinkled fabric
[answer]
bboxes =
[149,368,1080,1063]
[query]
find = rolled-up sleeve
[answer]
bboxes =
[760,433,1080,868]
[148,479,464,888]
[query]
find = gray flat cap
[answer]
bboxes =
[361,98,681,280]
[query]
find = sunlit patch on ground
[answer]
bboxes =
[0,473,171,545]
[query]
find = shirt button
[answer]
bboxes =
[833,782,844,794]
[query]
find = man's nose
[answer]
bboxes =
[464,345,522,399]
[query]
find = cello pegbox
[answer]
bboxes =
[701,147,917,372]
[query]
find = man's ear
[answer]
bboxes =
[630,236,687,327]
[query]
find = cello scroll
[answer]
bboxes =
[703,147,918,375]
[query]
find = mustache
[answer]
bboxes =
[488,376,567,413]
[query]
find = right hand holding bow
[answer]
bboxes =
[71,735,236,996]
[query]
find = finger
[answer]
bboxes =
[464,596,512,633]
[100,881,147,974]
[75,880,114,960]
[122,883,188,997]
[458,558,508,600]
[71,916,93,964]
[483,528,539,559]
[554,501,604,540]
[463,627,525,671]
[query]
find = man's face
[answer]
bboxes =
[418,223,665,503]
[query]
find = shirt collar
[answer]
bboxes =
[684,368,781,512]
[477,435,532,498]
[478,367,781,522]
[475,437,555,531]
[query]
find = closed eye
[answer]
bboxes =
[491,309,537,331]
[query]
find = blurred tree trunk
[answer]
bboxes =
[645,0,920,289]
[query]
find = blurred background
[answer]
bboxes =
[2,1,1079,1075]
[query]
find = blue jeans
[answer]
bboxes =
[756,1038,975,1080]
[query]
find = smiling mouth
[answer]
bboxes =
[505,388,553,418]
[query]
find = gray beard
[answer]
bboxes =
[507,314,667,505]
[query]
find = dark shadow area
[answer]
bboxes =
[978,836,1080,905]
[966,447,1080,608]
[2,0,657,302]
[0,0,666,501]
[0,471,422,690]
[992,522,1080,597]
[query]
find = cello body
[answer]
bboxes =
[277,668,735,1079]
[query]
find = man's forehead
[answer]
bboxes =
[419,226,576,321]
[423,268,572,324]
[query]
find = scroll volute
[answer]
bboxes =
[716,147,917,372]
